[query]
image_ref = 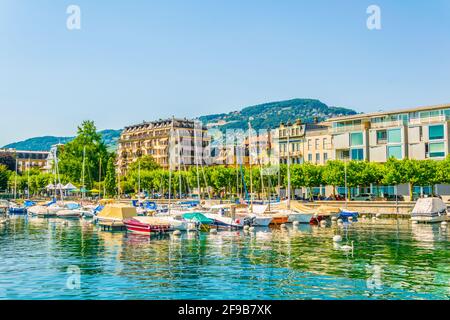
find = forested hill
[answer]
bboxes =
[198,98,357,131]
[3,99,357,151]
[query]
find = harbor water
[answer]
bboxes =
[0,216,449,300]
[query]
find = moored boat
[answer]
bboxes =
[411,197,449,223]
[337,210,359,222]
[123,216,172,235]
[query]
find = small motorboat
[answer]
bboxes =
[8,202,28,215]
[123,216,172,235]
[411,197,449,223]
[337,210,359,222]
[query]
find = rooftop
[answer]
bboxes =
[325,103,450,122]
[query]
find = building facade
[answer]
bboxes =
[327,104,450,162]
[278,119,334,165]
[117,118,210,175]
[0,149,50,173]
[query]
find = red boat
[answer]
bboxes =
[124,217,172,235]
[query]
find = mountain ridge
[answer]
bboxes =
[3,98,357,151]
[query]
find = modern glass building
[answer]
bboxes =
[327,103,450,162]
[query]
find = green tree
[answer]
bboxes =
[128,155,160,173]
[104,156,117,197]
[322,160,345,196]
[59,120,108,188]
[0,164,10,190]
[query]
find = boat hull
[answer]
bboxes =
[8,208,27,215]
[288,213,314,223]
[124,218,171,235]
[411,215,448,223]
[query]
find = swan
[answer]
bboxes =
[340,241,354,251]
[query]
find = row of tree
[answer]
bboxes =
[2,119,450,199]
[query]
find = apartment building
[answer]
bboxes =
[278,119,333,165]
[117,118,210,175]
[326,104,450,162]
[0,149,50,173]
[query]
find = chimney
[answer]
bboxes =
[313,116,318,124]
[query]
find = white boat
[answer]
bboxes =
[287,212,314,223]
[411,197,449,223]
[157,215,198,231]
[204,213,245,229]
[56,209,82,218]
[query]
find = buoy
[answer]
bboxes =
[412,220,418,224]
[210,228,217,234]
[280,224,287,228]
[337,219,343,224]
[362,215,366,219]
[292,221,299,226]
[376,213,382,219]
[249,226,255,232]
[320,220,327,227]
[173,230,182,236]
[243,225,250,230]
[333,235,342,242]
[331,216,337,222]
[441,221,447,226]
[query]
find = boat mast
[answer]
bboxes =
[248,118,253,213]
[99,157,102,199]
[55,147,64,202]
[81,146,86,203]
[14,157,18,200]
[138,157,141,195]
[168,118,174,213]
[194,123,201,201]
[177,129,182,199]
[286,125,291,210]
[27,157,31,199]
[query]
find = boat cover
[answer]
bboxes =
[97,204,137,221]
[182,212,214,224]
[411,198,448,217]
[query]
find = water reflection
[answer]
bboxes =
[0,216,448,299]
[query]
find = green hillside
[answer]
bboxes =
[3,99,357,151]
[3,130,122,152]
[198,98,357,131]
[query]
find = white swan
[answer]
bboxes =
[340,241,354,251]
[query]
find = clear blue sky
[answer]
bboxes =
[1,0,450,146]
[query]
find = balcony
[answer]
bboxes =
[409,115,446,125]
[371,120,403,129]
[331,124,365,134]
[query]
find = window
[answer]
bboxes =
[307,139,312,150]
[351,148,364,160]
[308,154,312,162]
[316,153,320,163]
[350,132,363,146]
[376,130,387,144]
[429,125,444,140]
[387,145,402,159]
[387,128,402,143]
[323,138,328,148]
[429,142,445,158]
[323,153,328,161]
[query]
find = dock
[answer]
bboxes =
[98,221,126,231]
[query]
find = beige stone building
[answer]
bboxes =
[117,118,210,175]
[0,149,50,173]
[277,119,333,165]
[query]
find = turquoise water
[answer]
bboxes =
[0,216,449,300]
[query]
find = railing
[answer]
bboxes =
[330,124,365,134]
[370,120,403,129]
[409,115,446,125]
